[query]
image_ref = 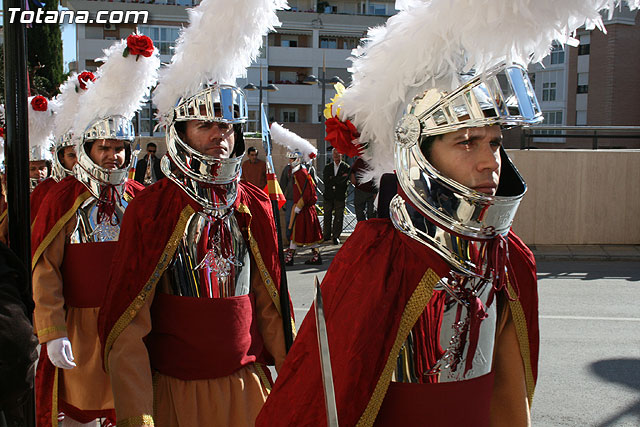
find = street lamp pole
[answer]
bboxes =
[321,53,327,167]
[259,65,263,110]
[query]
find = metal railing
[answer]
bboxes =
[521,126,640,150]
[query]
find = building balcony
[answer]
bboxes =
[268,46,352,68]
[245,83,329,106]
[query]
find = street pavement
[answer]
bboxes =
[283,242,640,426]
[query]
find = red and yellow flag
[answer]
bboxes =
[264,172,286,210]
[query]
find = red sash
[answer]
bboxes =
[374,371,495,426]
[61,242,116,308]
[146,292,265,380]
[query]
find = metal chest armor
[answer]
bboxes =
[164,209,251,299]
[390,195,501,383]
[69,197,128,244]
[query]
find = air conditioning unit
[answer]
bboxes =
[104,23,115,31]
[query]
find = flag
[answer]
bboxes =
[264,172,286,210]
[128,143,141,180]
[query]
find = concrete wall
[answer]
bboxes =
[508,149,640,244]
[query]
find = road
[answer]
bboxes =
[283,245,640,426]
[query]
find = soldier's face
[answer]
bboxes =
[29,160,48,180]
[60,146,77,170]
[183,120,235,159]
[89,139,126,170]
[429,125,502,195]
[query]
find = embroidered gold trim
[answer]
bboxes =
[254,363,273,393]
[37,325,67,340]
[52,368,59,427]
[123,191,134,203]
[32,191,92,270]
[356,268,441,427]
[103,205,195,371]
[118,414,155,427]
[294,175,305,208]
[241,203,297,336]
[507,281,536,406]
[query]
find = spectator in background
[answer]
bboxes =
[241,146,267,190]
[279,157,296,241]
[350,156,377,221]
[322,148,350,245]
[134,142,165,186]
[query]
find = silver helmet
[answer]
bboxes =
[71,35,160,200]
[161,84,248,214]
[393,63,542,240]
[51,133,77,182]
[286,149,302,171]
[74,115,135,199]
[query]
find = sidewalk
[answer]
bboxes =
[334,231,640,262]
[528,244,640,262]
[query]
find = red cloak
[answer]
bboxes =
[32,176,144,426]
[98,179,293,374]
[290,167,323,246]
[256,219,539,427]
[30,177,57,224]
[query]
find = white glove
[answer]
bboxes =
[294,206,301,214]
[46,337,76,369]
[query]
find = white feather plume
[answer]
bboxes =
[73,37,160,146]
[338,0,639,184]
[28,96,54,161]
[51,72,85,141]
[153,0,288,122]
[270,122,317,162]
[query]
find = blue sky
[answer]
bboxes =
[61,7,76,72]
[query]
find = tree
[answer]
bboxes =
[27,0,64,97]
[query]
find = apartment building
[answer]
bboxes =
[63,0,394,154]
[520,5,639,148]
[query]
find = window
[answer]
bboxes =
[578,34,590,56]
[279,71,297,83]
[544,111,563,125]
[536,111,563,135]
[550,43,565,64]
[247,110,258,133]
[320,37,337,49]
[342,39,357,49]
[578,44,590,55]
[542,82,556,101]
[282,35,298,47]
[138,26,180,56]
[136,100,157,136]
[368,2,387,15]
[282,109,297,123]
[577,72,589,94]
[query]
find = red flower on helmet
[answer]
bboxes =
[125,34,155,59]
[77,71,96,90]
[31,96,48,112]
[325,117,362,158]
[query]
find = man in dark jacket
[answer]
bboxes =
[134,142,165,186]
[322,149,350,244]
